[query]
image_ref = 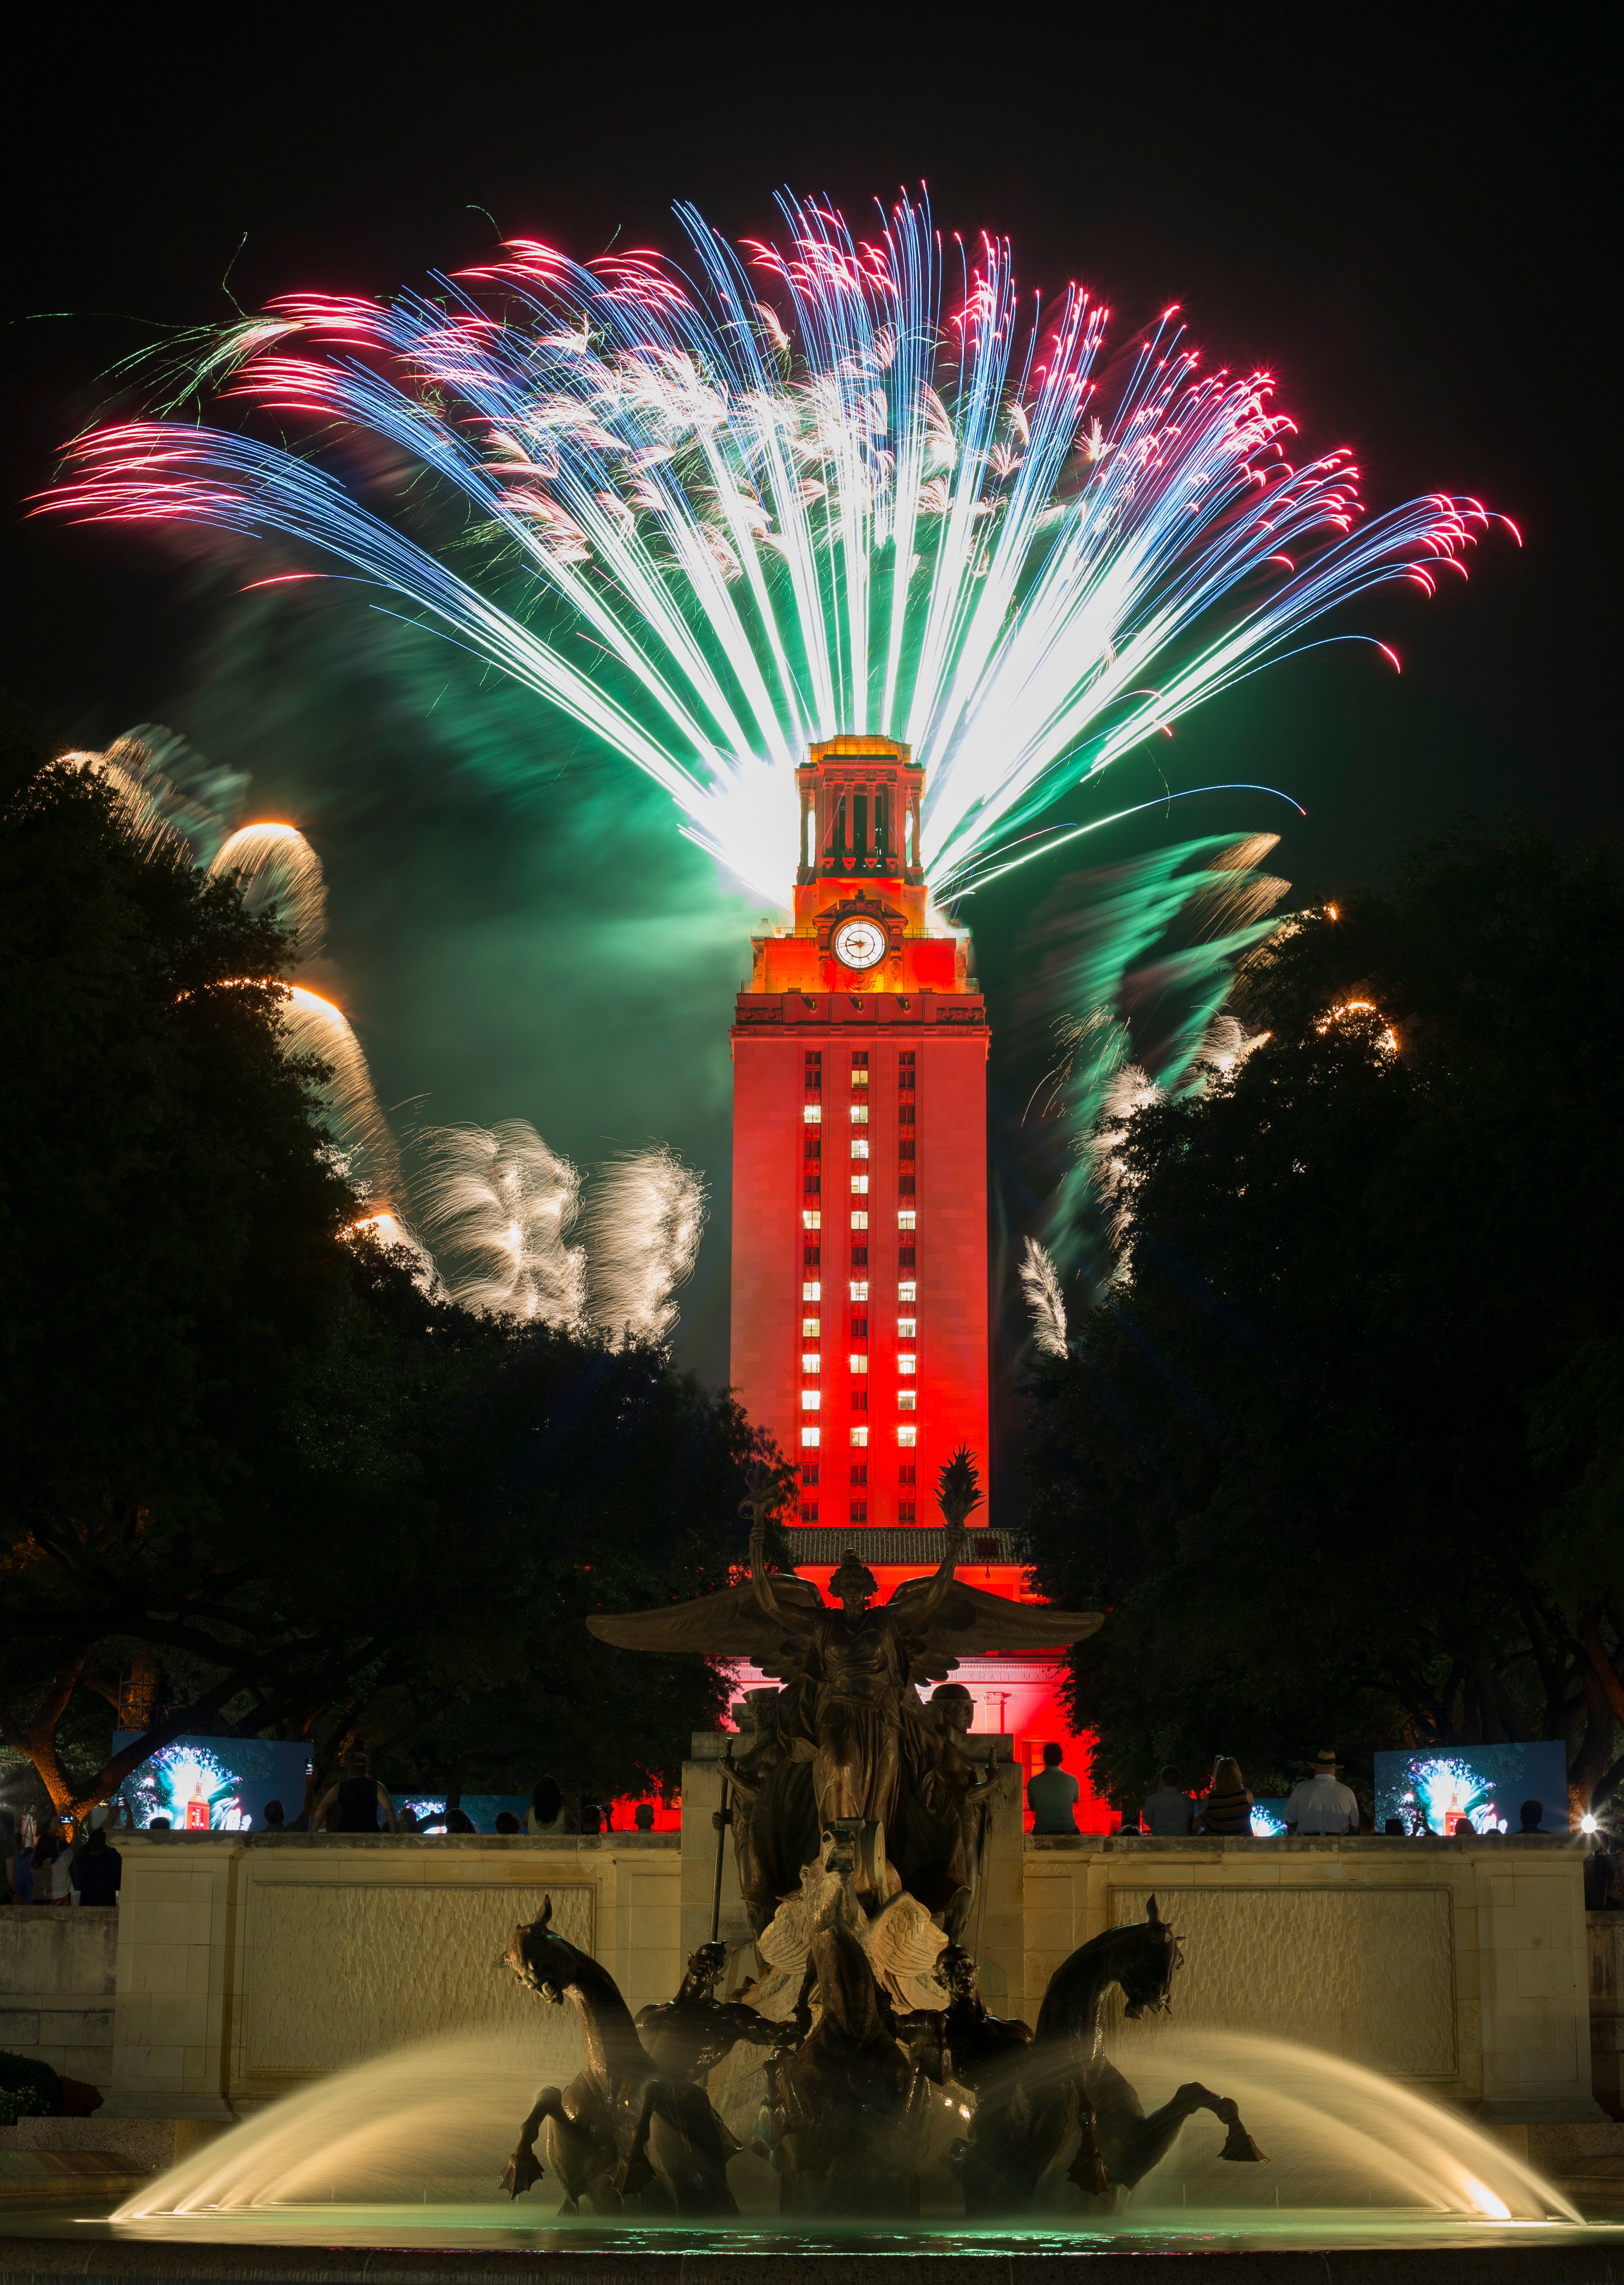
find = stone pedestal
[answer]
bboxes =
[1589,1911,1624,2119]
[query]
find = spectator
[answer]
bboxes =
[1284,1750,1360,1835]
[580,1799,605,1836]
[31,1831,72,1904]
[1383,1816,1406,1836]
[442,1807,476,1834]
[71,1828,122,1907]
[527,1778,569,1837]
[1141,1767,1195,1837]
[1027,1744,1080,1836]
[261,1800,286,1831]
[494,1811,521,1835]
[1198,1757,1254,1836]
[149,1817,171,1832]
[311,1751,398,1834]
[633,1803,656,1832]
[395,1805,419,1834]
[1518,1799,1552,1835]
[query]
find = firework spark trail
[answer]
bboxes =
[277,983,401,1210]
[414,1118,586,1326]
[1019,1237,1069,1358]
[583,1144,707,1349]
[207,822,327,958]
[44,193,1503,905]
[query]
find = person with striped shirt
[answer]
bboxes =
[1198,1757,1255,1836]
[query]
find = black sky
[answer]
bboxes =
[5,8,1615,1441]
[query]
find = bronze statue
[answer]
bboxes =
[586,1448,1101,1921]
[501,1898,741,2215]
[949,1896,1266,2211]
[633,1940,784,2083]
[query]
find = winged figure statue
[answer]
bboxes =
[587,1450,1102,1926]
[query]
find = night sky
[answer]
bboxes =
[7,16,1612,1465]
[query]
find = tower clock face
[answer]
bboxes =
[831,918,887,972]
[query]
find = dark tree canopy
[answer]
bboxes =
[1023,829,1624,1812]
[0,744,787,1820]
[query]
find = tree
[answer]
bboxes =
[1023,829,1624,1812]
[0,745,788,1820]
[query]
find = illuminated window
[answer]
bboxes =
[851,1057,869,1086]
[803,1209,821,1230]
[898,1280,917,1302]
[849,1280,869,1301]
[850,1103,869,1124]
[802,1353,820,1374]
[803,1280,821,1302]
[801,1389,821,1411]
[850,1426,869,1447]
[850,1354,869,1373]
[851,1175,869,1194]
[802,1316,821,1338]
[802,1426,821,1447]
[897,1353,917,1375]
[851,1138,870,1159]
[851,1210,869,1230]
[898,1389,917,1411]
[898,1316,916,1337]
[897,1425,917,1447]
[803,1103,822,1124]
[898,1210,916,1230]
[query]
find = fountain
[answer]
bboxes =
[5,1464,1619,2273]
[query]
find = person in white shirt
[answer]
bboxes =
[1284,1749,1360,1835]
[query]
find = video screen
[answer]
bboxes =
[113,1733,311,1830]
[1250,1798,1290,1837]
[1373,1744,1570,1835]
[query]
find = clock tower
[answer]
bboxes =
[730,735,992,1561]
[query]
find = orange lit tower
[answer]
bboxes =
[730,735,990,1546]
[728,735,1116,1831]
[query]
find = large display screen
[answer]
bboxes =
[113,1733,312,1829]
[1373,1744,1570,1835]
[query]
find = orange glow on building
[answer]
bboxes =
[729,738,1117,1833]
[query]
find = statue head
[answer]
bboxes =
[939,1942,979,2003]
[679,1939,727,1999]
[1119,1892,1184,2019]
[504,1895,577,2005]
[932,1682,975,1736]
[830,1548,878,1613]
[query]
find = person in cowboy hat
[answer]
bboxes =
[1283,1749,1360,1835]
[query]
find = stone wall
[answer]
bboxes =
[0,1907,117,2085]
[1020,1831,1599,2122]
[1589,1911,1624,2118]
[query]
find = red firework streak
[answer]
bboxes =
[729,735,1115,1830]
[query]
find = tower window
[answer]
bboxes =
[850,1103,869,1123]
[898,1463,916,1485]
[802,1353,820,1374]
[898,1316,916,1337]
[899,1502,916,1522]
[899,1246,916,1270]
[850,1175,869,1194]
[849,1354,869,1373]
[849,1280,869,1301]
[898,1210,917,1230]
[850,1501,868,1524]
[803,1280,822,1301]
[802,1462,820,1487]
[801,1389,821,1411]
[897,1426,917,1447]
[898,1279,917,1301]
[804,1103,822,1124]
[850,1315,868,1340]
[850,1464,868,1487]
[802,1427,821,1447]
[800,1501,819,1522]
[850,1210,869,1229]
[851,1389,868,1412]
[897,1390,916,1411]
[803,1209,821,1230]
[850,1426,869,1447]
[897,1353,916,1374]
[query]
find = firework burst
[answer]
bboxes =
[44,192,1503,905]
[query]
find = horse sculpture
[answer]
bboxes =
[949,1895,1265,2210]
[768,1837,947,2214]
[501,1897,741,2215]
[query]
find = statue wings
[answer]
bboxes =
[586,1569,1101,1688]
[885,1573,1103,1685]
[585,1574,828,1680]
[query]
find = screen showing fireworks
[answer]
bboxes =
[1373,1744,1570,1836]
[113,1732,311,1830]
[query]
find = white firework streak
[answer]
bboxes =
[583,1145,708,1348]
[208,821,327,959]
[278,985,402,1212]
[414,1119,586,1326]
[1019,1237,1069,1358]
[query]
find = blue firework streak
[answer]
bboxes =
[45,191,1506,906]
